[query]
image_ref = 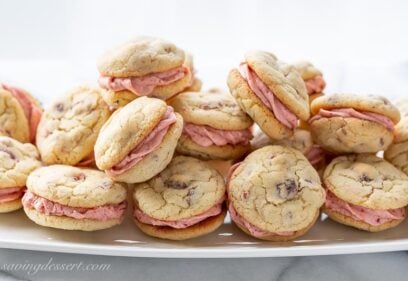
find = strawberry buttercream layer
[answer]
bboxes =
[239,63,298,129]
[325,190,405,226]
[305,145,325,166]
[76,153,95,167]
[106,107,177,176]
[309,108,395,131]
[183,123,253,147]
[0,83,42,143]
[0,187,25,203]
[305,75,326,95]
[98,66,189,96]
[133,196,225,229]
[22,191,127,221]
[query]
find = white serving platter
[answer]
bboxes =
[0,207,407,258]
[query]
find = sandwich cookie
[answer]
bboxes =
[228,145,325,241]
[133,156,226,240]
[22,165,127,231]
[0,136,41,213]
[293,61,326,102]
[309,94,400,154]
[95,97,183,183]
[0,83,42,143]
[227,50,309,139]
[169,90,253,160]
[36,85,111,167]
[385,99,408,175]
[323,154,408,232]
[98,36,194,109]
[251,128,326,168]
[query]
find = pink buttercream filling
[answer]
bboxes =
[98,66,189,96]
[226,163,294,237]
[305,145,325,166]
[239,63,298,129]
[325,190,406,226]
[22,191,127,221]
[106,107,177,176]
[0,83,42,143]
[309,108,395,131]
[183,123,253,147]
[133,196,225,229]
[0,187,25,203]
[305,75,326,95]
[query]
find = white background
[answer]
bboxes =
[0,0,407,100]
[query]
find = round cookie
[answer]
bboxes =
[309,94,400,154]
[97,36,194,102]
[95,97,183,183]
[23,165,127,231]
[169,90,253,160]
[385,99,408,175]
[227,50,309,140]
[323,154,408,232]
[228,145,325,241]
[36,84,111,166]
[293,61,326,97]
[133,156,226,240]
[0,136,41,213]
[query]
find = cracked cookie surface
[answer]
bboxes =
[293,61,323,81]
[27,165,127,208]
[0,89,30,143]
[385,99,408,175]
[228,145,325,233]
[36,85,111,165]
[323,154,408,209]
[133,156,225,221]
[169,90,252,130]
[0,136,41,188]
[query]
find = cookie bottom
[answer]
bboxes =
[322,206,405,232]
[133,209,227,240]
[0,198,23,213]
[23,207,124,231]
[101,90,137,110]
[177,134,250,161]
[231,211,320,242]
[227,69,293,140]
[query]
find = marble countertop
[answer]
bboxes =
[0,249,407,281]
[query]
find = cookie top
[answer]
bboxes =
[36,85,111,165]
[244,50,309,120]
[169,90,253,130]
[311,94,400,123]
[392,99,408,142]
[27,165,127,208]
[97,36,185,78]
[251,128,313,154]
[293,61,322,80]
[133,156,225,221]
[0,136,41,189]
[323,154,408,209]
[229,145,325,233]
[0,89,30,142]
[94,97,176,169]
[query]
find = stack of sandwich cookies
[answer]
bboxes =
[95,97,183,183]
[250,128,326,169]
[97,36,195,109]
[322,154,408,232]
[0,136,41,213]
[22,165,127,231]
[169,90,253,160]
[227,50,309,140]
[309,94,400,154]
[228,145,325,241]
[293,61,326,103]
[0,84,42,143]
[36,85,111,167]
[385,99,408,175]
[133,156,227,240]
